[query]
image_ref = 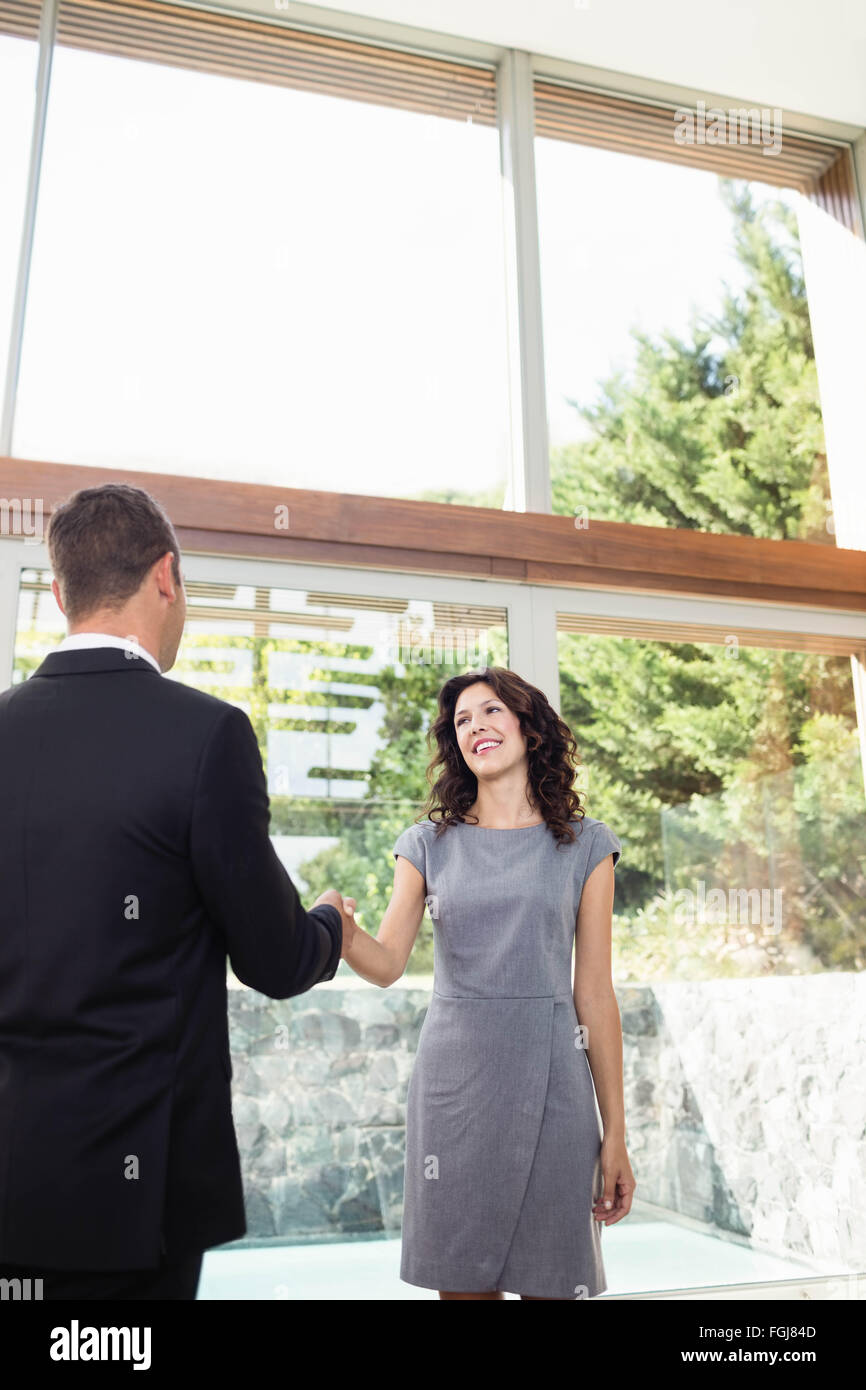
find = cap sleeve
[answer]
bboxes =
[393,822,427,883]
[581,820,622,891]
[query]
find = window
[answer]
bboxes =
[0,5,39,398]
[535,78,858,544]
[14,565,508,979]
[557,614,866,976]
[13,558,509,1241]
[11,1,511,506]
[556,608,864,1289]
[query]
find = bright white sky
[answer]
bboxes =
[0,34,799,500]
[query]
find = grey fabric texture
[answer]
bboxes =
[392,813,622,1298]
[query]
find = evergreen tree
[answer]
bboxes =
[551,180,861,971]
[550,179,831,543]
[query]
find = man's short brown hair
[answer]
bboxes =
[47,483,182,624]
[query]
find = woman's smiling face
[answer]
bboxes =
[453,681,527,776]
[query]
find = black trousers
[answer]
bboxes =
[0,1249,204,1300]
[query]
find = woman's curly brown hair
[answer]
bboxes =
[419,667,586,847]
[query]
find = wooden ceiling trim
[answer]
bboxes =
[2,457,863,611]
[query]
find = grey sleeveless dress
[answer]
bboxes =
[392,813,622,1298]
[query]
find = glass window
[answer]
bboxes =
[15,568,508,981]
[0,20,39,397]
[14,566,508,1245]
[557,614,863,1293]
[536,140,834,543]
[12,31,511,506]
[557,620,864,976]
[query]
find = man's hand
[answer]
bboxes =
[313,888,358,956]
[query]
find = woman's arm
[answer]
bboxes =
[574,854,636,1224]
[341,854,428,987]
[574,855,625,1136]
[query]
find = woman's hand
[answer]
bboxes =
[592,1134,636,1225]
[339,898,357,955]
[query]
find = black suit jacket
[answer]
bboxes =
[0,646,342,1270]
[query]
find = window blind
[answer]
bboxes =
[534,78,862,234]
[0,0,40,37]
[0,0,497,125]
[557,610,862,656]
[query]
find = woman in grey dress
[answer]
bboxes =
[341,666,635,1299]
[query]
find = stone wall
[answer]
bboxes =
[618,974,866,1270]
[228,976,427,1239]
[227,972,865,1269]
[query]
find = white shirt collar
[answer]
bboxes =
[57,633,162,675]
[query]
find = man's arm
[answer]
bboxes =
[189,704,342,998]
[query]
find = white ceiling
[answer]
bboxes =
[218,0,866,129]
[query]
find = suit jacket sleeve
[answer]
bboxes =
[189,704,342,998]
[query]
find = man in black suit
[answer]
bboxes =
[0,482,356,1299]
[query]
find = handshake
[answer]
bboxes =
[312,889,358,957]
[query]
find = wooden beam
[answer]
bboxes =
[2,456,864,611]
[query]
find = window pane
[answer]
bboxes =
[13,38,511,506]
[15,570,507,983]
[0,25,39,396]
[537,141,834,543]
[558,624,864,978]
[13,567,507,1251]
[557,617,863,1293]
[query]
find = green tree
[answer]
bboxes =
[551,180,831,542]
[552,179,862,971]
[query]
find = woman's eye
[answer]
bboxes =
[457,704,501,726]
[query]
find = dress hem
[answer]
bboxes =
[400,1267,608,1299]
